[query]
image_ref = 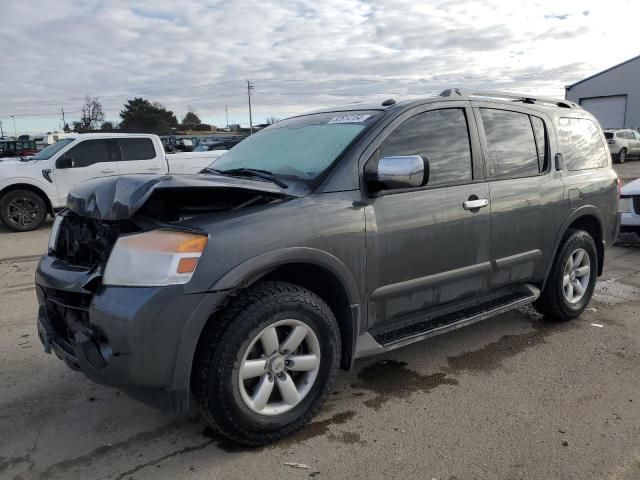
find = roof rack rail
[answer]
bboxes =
[439,88,579,109]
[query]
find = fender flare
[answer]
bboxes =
[542,205,605,288]
[171,247,362,394]
[211,246,361,306]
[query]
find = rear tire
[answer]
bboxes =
[617,148,627,164]
[0,189,48,232]
[534,229,598,321]
[192,281,341,446]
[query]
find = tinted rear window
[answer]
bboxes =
[119,138,156,161]
[604,132,614,140]
[558,118,609,170]
[480,109,540,178]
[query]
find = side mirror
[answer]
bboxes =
[55,155,73,169]
[373,155,428,191]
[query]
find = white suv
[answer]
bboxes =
[620,177,640,236]
[604,129,640,163]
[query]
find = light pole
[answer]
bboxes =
[0,120,4,137]
[10,115,17,137]
[247,80,254,135]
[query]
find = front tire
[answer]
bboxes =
[534,229,598,321]
[0,189,48,232]
[617,148,627,164]
[193,281,341,446]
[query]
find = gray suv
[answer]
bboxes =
[36,89,620,445]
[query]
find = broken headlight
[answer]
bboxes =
[102,230,208,286]
[48,214,64,253]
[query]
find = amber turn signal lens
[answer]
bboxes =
[177,257,199,274]
[176,235,208,253]
[119,230,208,253]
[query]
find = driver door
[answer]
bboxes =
[53,139,120,205]
[364,105,491,334]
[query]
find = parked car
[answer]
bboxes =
[192,137,245,152]
[604,129,640,163]
[36,89,619,445]
[0,133,222,231]
[619,177,640,235]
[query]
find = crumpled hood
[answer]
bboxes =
[66,173,299,221]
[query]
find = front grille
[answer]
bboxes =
[633,196,640,215]
[53,213,138,269]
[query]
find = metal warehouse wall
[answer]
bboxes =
[565,57,640,129]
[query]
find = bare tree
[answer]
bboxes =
[73,95,105,131]
[266,116,280,125]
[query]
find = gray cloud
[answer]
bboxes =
[0,0,636,132]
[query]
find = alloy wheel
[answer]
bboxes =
[562,247,591,304]
[7,197,40,228]
[238,319,321,416]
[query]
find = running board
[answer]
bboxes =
[356,286,539,358]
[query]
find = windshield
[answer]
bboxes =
[209,111,381,181]
[31,138,74,160]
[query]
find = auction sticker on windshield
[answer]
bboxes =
[327,114,371,124]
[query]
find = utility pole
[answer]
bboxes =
[61,108,66,129]
[247,80,254,135]
[0,120,4,138]
[10,115,16,137]
[225,105,229,129]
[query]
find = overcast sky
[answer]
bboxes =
[1,0,638,134]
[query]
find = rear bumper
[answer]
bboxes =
[35,254,226,413]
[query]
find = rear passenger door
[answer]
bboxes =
[116,137,166,174]
[474,105,564,290]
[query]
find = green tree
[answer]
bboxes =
[100,121,116,130]
[119,98,178,134]
[182,111,201,125]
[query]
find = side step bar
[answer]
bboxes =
[355,286,540,358]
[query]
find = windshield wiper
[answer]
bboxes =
[204,168,289,189]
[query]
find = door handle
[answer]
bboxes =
[100,168,116,174]
[148,166,162,171]
[463,198,489,210]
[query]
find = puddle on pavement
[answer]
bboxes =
[350,360,458,410]
[201,409,359,451]
[277,410,357,446]
[327,430,366,445]
[350,307,585,410]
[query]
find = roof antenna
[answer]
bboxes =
[381,98,396,106]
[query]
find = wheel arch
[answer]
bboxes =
[210,248,361,371]
[176,248,362,399]
[0,182,55,215]
[542,207,605,290]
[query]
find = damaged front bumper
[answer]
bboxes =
[35,253,226,413]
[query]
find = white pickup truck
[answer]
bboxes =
[0,133,224,231]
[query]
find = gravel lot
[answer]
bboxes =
[1,163,639,480]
